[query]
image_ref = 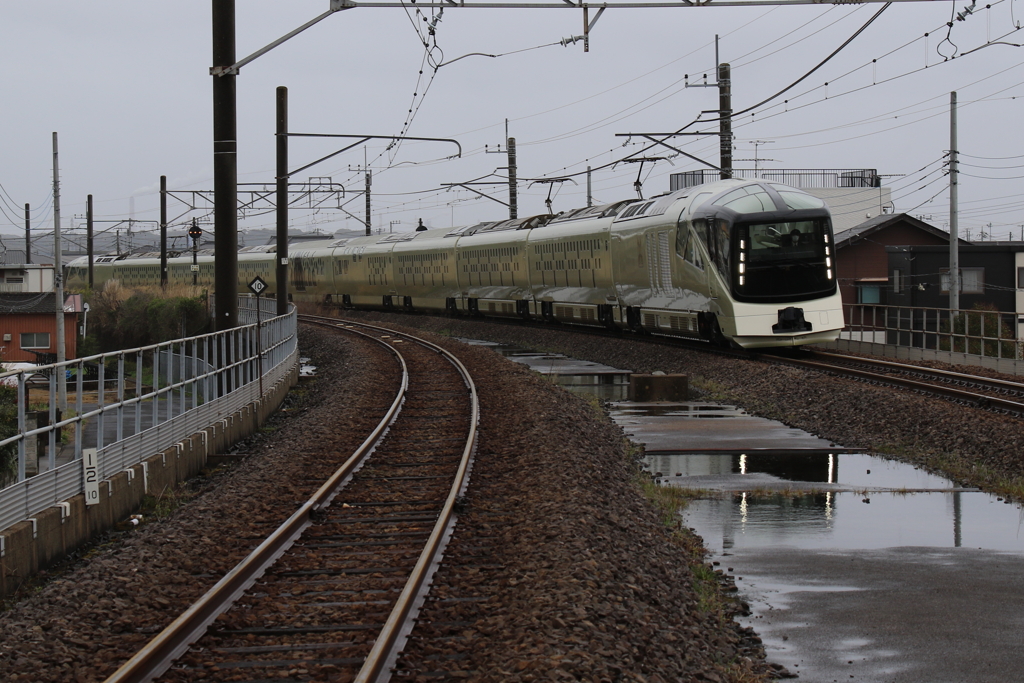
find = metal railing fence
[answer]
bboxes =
[0,296,296,532]
[841,304,1022,362]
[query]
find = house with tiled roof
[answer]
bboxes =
[0,289,81,364]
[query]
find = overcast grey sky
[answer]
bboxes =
[2,0,1023,250]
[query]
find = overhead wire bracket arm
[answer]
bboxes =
[617,133,721,170]
[211,1,356,76]
[441,183,510,207]
[283,133,462,178]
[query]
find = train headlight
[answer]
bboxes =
[739,275,745,285]
[826,257,832,267]
[827,268,833,280]
[739,262,745,274]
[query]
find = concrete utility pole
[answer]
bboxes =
[507,137,518,219]
[52,132,67,412]
[24,204,30,264]
[160,175,168,288]
[276,86,289,316]
[586,166,592,207]
[949,91,960,313]
[718,62,732,180]
[364,169,372,236]
[212,0,239,331]
[86,195,94,289]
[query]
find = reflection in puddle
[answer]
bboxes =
[646,452,839,482]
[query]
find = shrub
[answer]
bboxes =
[0,385,17,487]
[939,303,1020,359]
[85,282,210,352]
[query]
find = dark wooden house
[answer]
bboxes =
[886,243,1024,338]
[834,213,965,309]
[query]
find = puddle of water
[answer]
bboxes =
[464,337,1024,553]
[459,338,631,401]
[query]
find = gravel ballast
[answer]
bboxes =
[345,311,1024,495]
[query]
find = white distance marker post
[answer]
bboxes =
[83,448,100,506]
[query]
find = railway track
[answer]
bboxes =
[764,349,1024,416]
[105,316,479,683]
[335,307,1024,417]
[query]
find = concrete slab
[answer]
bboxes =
[611,402,838,453]
[724,546,1024,683]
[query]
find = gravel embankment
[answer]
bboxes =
[346,311,1024,495]
[0,322,774,682]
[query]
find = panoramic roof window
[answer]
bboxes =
[713,186,777,214]
[776,189,825,210]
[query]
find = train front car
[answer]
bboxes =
[688,180,844,348]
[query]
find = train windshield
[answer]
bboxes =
[732,218,836,303]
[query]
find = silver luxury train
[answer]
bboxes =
[66,178,845,348]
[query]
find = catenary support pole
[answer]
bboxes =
[160,175,168,288]
[949,91,960,313]
[276,86,289,316]
[213,0,239,331]
[87,195,94,289]
[24,204,30,264]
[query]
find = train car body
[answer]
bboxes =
[64,179,845,349]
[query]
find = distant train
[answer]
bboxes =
[66,178,844,348]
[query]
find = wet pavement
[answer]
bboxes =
[466,339,1024,683]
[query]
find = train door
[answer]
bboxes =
[644,230,673,296]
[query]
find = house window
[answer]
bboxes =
[892,269,902,294]
[857,285,881,304]
[20,332,51,349]
[940,268,984,294]
[1018,267,1024,289]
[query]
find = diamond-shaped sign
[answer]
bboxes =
[248,276,268,296]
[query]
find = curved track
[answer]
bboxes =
[105,317,479,683]
[764,349,1024,416]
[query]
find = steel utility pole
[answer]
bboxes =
[212,0,239,331]
[24,204,30,264]
[586,166,592,207]
[52,132,67,412]
[87,195,94,289]
[160,175,168,289]
[276,86,289,315]
[718,62,732,180]
[949,91,960,313]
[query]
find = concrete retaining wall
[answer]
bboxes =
[0,362,299,600]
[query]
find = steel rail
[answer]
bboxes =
[302,316,482,683]
[807,350,1024,396]
[764,353,1024,415]
[103,323,410,683]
